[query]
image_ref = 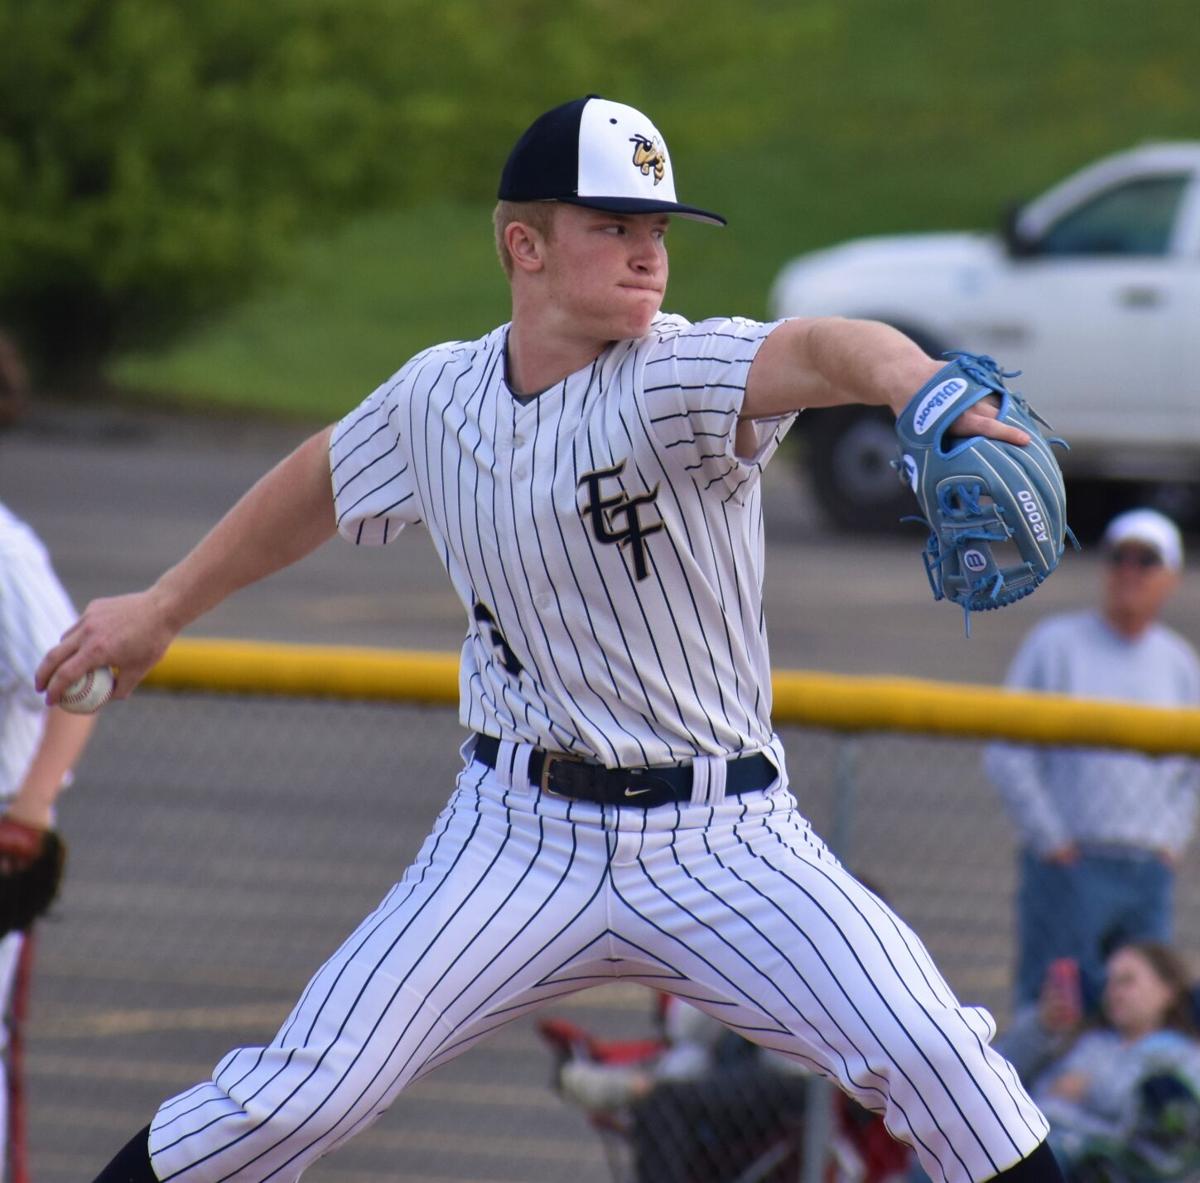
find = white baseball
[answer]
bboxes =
[60,666,116,714]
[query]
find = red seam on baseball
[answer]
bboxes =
[68,671,94,703]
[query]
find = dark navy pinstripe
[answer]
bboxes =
[628,394,758,737]
[613,401,736,742]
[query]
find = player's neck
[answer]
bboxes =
[504,316,609,398]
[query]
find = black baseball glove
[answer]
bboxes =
[0,815,67,935]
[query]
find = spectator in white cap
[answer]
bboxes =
[985,508,1199,1013]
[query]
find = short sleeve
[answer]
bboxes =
[0,528,77,710]
[329,370,423,546]
[642,316,795,501]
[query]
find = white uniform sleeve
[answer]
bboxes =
[643,316,795,503]
[982,621,1071,853]
[0,521,77,711]
[329,368,423,546]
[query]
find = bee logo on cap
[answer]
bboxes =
[629,134,666,185]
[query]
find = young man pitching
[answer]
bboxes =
[40,96,1062,1183]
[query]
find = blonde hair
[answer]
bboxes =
[492,200,558,279]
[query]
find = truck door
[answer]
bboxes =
[963,173,1195,468]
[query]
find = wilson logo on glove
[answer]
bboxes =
[894,352,1078,633]
[913,378,969,434]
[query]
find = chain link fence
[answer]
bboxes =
[24,689,1200,1183]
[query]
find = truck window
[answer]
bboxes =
[1036,174,1189,257]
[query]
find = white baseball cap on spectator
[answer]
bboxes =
[1102,508,1184,572]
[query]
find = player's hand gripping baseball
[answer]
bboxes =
[35,587,178,706]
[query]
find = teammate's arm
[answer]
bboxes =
[5,708,97,829]
[36,426,337,704]
[741,317,1028,445]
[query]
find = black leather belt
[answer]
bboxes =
[472,734,776,808]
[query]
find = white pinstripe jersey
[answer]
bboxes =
[330,313,794,767]
[0,503,78,799]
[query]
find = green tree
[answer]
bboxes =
[0,0,725,387]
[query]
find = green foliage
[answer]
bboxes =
[0,0,419,372]
[5,0,1198,399]
[114,205,512,419]
[0,0,745,377]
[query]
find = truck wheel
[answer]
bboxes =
[805,405,918,532]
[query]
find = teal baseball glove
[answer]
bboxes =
[895,352,1075,630]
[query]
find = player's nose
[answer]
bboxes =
[629,235,665,275]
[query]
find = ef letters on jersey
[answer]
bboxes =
[578,461,663,581]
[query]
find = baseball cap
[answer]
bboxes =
[1102,508,1184,571]
[498,95,726,227]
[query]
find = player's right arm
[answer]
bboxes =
[36,426,337,704]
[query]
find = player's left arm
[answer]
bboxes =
[37,425,337,704]
[741,317,1028,446]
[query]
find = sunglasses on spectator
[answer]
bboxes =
[1106,547,1163,570]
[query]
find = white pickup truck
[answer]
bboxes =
[768,142,1200,531]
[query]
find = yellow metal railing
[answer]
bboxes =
[142,637,1200,757]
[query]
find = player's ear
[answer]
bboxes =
[505,221,547,275]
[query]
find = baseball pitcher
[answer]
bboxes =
[39,96,1067,1183]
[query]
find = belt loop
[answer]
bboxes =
[460,735,482,768]
[690,754,726,806]
[491,739,516,789]
[484,739,530,792]
[513,743,539,794]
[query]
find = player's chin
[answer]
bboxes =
[614,293,663,338]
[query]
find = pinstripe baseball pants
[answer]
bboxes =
[147,744,1048,1183]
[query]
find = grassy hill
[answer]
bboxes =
[110,0,1200,421]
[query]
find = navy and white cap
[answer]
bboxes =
[498,95,726,227]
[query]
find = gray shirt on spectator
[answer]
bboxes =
[984,610,1200,857]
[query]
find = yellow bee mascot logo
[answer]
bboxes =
[629,134,666,185]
